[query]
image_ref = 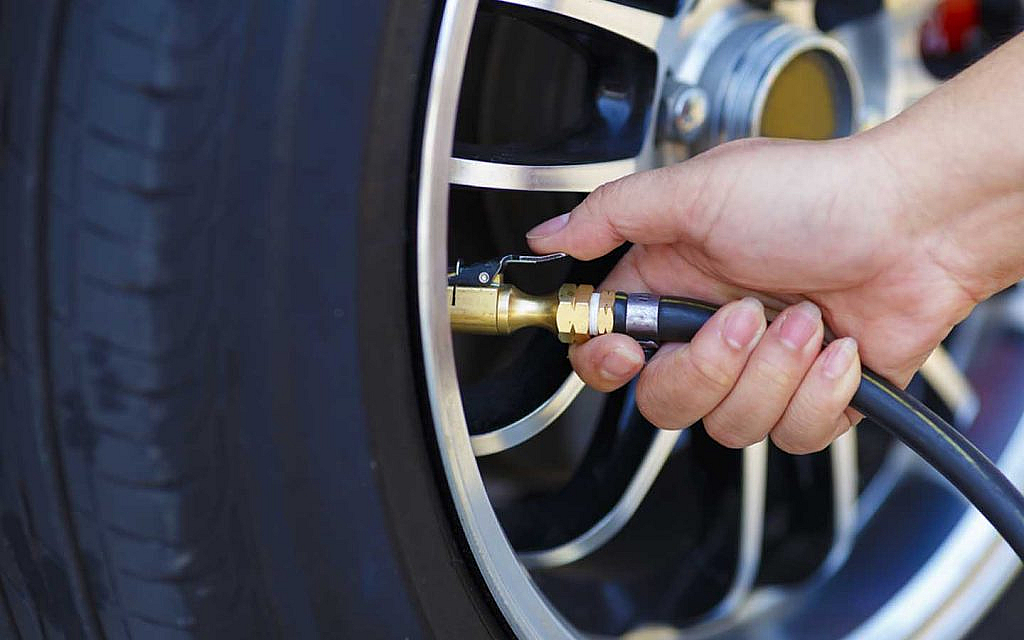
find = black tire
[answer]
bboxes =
[0,1,504,637]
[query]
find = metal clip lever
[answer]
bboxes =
[447,252,567,286]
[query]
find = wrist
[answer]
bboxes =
[882,35,1024,300]
[853,109,1024,303]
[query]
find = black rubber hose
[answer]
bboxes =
[618,294,1024,560]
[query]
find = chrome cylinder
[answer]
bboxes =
[689,13,862,148]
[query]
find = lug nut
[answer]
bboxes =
[665,82,708,142]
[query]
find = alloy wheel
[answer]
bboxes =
[417,1,1024,637]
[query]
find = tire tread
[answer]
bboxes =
[42,1,257,636]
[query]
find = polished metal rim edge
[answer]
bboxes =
[847,290,1024,638]
[471,374,586,457]
[848,406,1024,639]
[495,0,667,50]
[823,427,860,573]
[518,428,684,568]
[417,1,577,637]
[417,2,1019,638]
[449,156,640,192]
[712,439,769,616]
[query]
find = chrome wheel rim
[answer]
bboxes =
[417,1,1023,637]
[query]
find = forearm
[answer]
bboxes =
[859,32,1024,301]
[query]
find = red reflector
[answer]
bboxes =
[922,0,980,55]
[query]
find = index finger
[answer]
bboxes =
[525,161,717,261]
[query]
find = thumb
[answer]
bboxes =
[525,161,713,260]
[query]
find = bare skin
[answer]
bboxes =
[526,34,1024,454]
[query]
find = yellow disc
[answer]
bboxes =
[760,50,839,140]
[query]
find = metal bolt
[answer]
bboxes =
[666,83,708,142]
[478,272,490,284]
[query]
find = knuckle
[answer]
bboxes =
[591,181,631,236]
[770,430,808,454]
[832,413,854,438]
[577,181,628,252]
[636,396,684,430]
[704,413,755,449]
[771,416,832,454]
[751,356,798,391]
[686,349,735,392]
[787,388,830,425]
[636,370,691,430]
[584,181,618,221]
[635,376,672,429]
[588,180,617,208]
[772,430,830,455]
[576,190,601,222]
[637,402,674,430]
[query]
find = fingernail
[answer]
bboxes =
[777,301,821,350]
[600,346,644,379]
[823,338,858,380]
[722,297,765,350]
[526,212,571,239]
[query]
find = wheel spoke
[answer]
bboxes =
[418,0,580,637]
[823,427,859,572]
[494,0,667,50]
[471,374,586,456]
[920,345,980,428]
[820,347,973,574]
[518,428,681,568]
[423,0,1024,632]
[707,440,768,617]
[450,156,640,192]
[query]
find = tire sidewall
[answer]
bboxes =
[226,1,509,637]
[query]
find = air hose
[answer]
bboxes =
[447,254,1024,560]
[638,293,1024,560]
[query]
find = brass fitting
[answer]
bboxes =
[448,284,559,336]
[448,282,617,344]
[556,284,593,343]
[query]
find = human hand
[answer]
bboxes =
[526,135,984,453]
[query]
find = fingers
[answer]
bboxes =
[771,338,862,454]
[626,297,860,453]
[567,254,649,393]
[568,252,721,394]
[568,285,862,453]
[635,298,766,429]
[525,162,713,261]
[569,334,646,393]
[596,247,649,293]
[703,301,824,448]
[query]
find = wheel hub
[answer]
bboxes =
[661,5,862,149]
[417,1,1024,638]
